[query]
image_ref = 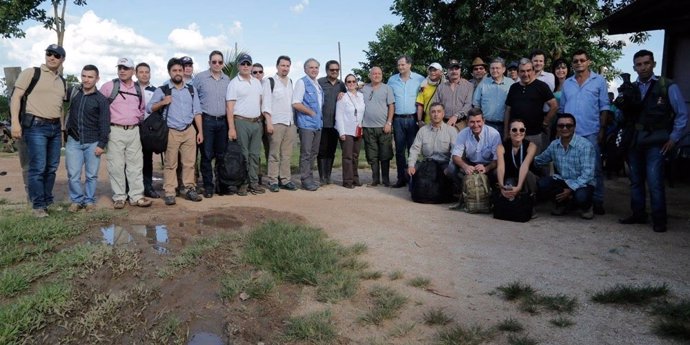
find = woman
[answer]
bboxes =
[496,119,538,200]
[335,74,365,188]
[552,58,571,104]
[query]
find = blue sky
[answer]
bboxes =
[0,0,664,91]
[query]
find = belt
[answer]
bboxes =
[33,116,60,124]
[111,123,138,130]
[172,123,193,132]
[394,114,415,119]
[203,113,227,120]
[234,115,263,123]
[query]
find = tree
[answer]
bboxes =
[0,0,87,45]
[358,0,647,81]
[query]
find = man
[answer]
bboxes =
[226,53,265,195]
[535,114,596,219]
[473,57,514,137]
[559,49,610,215]
[135,62,160,198]
[507,61,519,82]
[531,49,555,91]
[148,58,204,205]
[10,44,67,217]
[388,55,425,188]
[252,62,270,178]
[317,60,347,185]
[618,50,688,232]
[361,66,395,187]
[64,64,110,212]
[181,56,194,84]
[408,102,457,182]
[416,62,444,125]
[431,59,473,130]
[504,58,558,153]
[192,50,231,198]
[251,63,264,80]
[469,57,488,89]
[100,57,152,209]
[451,108,501,180]
[292,58,323,191]
[262,55,297,192]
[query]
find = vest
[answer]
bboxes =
[637,77,675,130]
[295,76,323,130]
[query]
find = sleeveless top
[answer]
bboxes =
[503,139,531,181]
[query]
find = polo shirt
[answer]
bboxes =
[226,74,262,118]
[193,69,231,117]
[388,72,424,115]
[14,64,65,119]
[361,83,394,128]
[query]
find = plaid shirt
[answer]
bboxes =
[535,134,595,190]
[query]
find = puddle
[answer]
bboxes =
[100,224,170,254]
[101,225,133,245]
[198,214,242,228]
[187,332,224,345]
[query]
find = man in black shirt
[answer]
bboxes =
[317,60,347,184]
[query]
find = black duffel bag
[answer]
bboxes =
[217,140,248,187]
[411,159,454,204]
[492,192,534,223]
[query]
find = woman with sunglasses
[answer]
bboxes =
[335,74,365,188]
[496,118,538,201]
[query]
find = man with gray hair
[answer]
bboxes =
[473,57,514,137]
[361,66,395,187]
[292,58,323,191]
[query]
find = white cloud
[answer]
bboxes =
[290,0,310,14]
[227,21,242,36]
[168,23,229,53]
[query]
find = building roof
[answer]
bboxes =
[594,0,690,34]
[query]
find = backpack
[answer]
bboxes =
[217,140,248,187]
[410,159,455,204]
[139,85,172,154]
[462,172,491,213]
[108,78,143,108]
[268,76,292,93]
[12,67,66,128]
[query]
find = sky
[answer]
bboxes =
[0,0,665,92]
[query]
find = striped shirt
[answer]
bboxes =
[192,69,230,117]
[535,134,595,190]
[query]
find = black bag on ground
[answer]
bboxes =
[411,159,454,204]
[140,85,171,154]
[492,192,533,223]
[218,140,248,187]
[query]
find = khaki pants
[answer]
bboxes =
[267,123,297,185]
[164,126,197,197]
[106,126,145,202]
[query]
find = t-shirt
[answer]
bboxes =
[415,82,438,123]
[361,83,394,128]
[505,79,554,135]
[14,64,65,119]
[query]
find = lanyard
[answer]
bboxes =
[511,143,523,169]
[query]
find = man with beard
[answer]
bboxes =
[431,59,473,130]
[317,60,346,185]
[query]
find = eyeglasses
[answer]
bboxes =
[329,69,340,72]
[510,127,526,133]
[346,80,357,84]
[557,123,574,129]
[572,59,588,64]
[240,62,252,66]
[117,66,132,71]
[46,52,62,59]
[210,61,223,65]
[473,67,485,71]
[252,70,264,75]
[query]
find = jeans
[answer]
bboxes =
[65,137,101,205]
[393,116,418,181]
[538,176,593,211]
[201,115,228,190]
[24,119,62,209]
[628,145,667,225]
[583,133,604,206]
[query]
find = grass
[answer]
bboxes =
[408,276,432,289]
[549,316,575,328]
[651,299,690,340]
[388,270,404,280]
[497,281,536,301]
[284,309,337,344]
[591,283,669,305]
[315,270,359,302]
[219,271,277,300]
[507,334,538,345]
[359,270,383,280]
[159,235,235,277]
[496,281,577,315]
[423,307,453,326]
[435,324,494,345]
[389,322,416,337]
[360,285,408,325]
[496,318,524,332]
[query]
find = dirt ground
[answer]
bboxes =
[1,152,689,344]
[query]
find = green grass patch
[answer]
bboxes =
[284,309,337,344]
[408,276,431,289]
[159,235,234,277]
[497,281,536,301]
[423,307,453,326]
[219,271,276,300]
[360,285,408,325]
[359,270,383,280]
[496,317,524,332]
[507,334,538,345]
[549,316,575,328]
[316,270,359,302]
[591,283,669,305]
[497,282,577,315]
[435,324,494,345]
[389,322,416,337]
[651,299,690,340]
[388,270,404,280]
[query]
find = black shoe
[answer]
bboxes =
[618,215,647,224]
[164,196,176,206]
[268,183,280,193]
[343,183,354,189]
[280,181,298,191]
[302,182,319,191]
[653,224,667,233]
[593,203,605,215]
[203,191,213,198]
[391,180,407,188]
[185,189,203,202]
[144,189,160,199]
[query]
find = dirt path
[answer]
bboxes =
[1,153,689,344]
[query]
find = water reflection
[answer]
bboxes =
[100,224,170,254]
[100,225,133,245]
[187,332,224,345]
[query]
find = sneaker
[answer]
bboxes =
[185,189,203,202]
[113,200,126,209]
[84,204,97,212]
[249,184,266,195]
[32,208,48,218]
[175,187,186,197]
[280,181,297,191]
[164,196,176,206]
[238,185,249,196]
[268,183,280,193]
[130,197,152,207]
[580,206,594,220]
[68,203,82,213]
[302,182,319,191]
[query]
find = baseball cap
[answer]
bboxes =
[448,59,461,69]
[116,57,134,68]
[180,56,193,65]
[45,44,66,58]
[237,53,252,65]
[428,62,442,71]
[507,61,519,70]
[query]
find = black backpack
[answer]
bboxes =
[410,159,454,204]
[217,140,248,187]
[12,67,66,128]
[139,85,172,154]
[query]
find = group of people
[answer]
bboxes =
[9,44,688,232]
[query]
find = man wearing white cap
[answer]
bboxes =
[416,62,445,126]
[100,57,152,209]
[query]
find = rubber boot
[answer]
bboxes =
[381,160,391,187]
[324,158,334,185]
[369,161,380,186]
[317,159,328,185]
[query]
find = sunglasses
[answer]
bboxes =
[329,69,340,72]
[46,52,62,59]
[557,123,574,129]
[252,70,264,75]
[346,80,357,84]
[572,59,588,64]
[210,61,223,65]
[240,62,252,66]
[510,127,526,133]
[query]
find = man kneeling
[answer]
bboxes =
[535,113,596,219]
